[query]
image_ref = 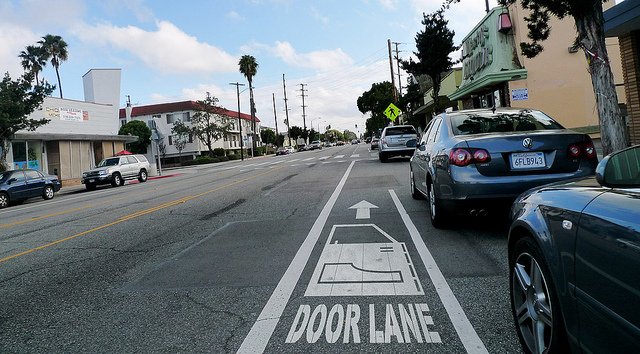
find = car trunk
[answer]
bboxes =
[460,130,594,177]
[383,133,417,148]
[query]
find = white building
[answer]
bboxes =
[118,101,261,163]
[7,69,136,182]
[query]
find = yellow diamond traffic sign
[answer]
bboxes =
[384,103,401,121]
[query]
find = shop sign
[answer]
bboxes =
[44,106,89,121]
[511,88,528,101]
[462,25,493,81]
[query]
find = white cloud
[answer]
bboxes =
[226,10,245,21]
[0,24,41,77]
[379,0,398,10]
[310,7,329,24]
[71,20,237,74]
[270,41,354,71]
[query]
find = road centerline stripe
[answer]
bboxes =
[237,160,356,354]
[388,189,488,354]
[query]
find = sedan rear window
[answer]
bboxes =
[451,110,564,136]
[384,126,417,136]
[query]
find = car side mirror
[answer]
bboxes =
[596,145,640,187]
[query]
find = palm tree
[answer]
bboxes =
[18,45,46,85]
[38,34,68,98]
[238,55,259,154]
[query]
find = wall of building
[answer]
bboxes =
[619,32,640,145]
[33,97,120,136]
[507,3,625,130]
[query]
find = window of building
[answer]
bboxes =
[166,113,176,124]
[188,134,193,143]
[183,112,191,122]
[168,136,173,145]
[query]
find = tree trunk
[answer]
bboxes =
[574,2,628,155]
[55,65,63,99]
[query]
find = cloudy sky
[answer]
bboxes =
[1,0,502,133]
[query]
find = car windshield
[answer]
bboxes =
[97,158,120,167]
[385,127,416,136]
[450,110,564,136]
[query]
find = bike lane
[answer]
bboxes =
[238,161,488,353]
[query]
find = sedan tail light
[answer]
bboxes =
[568,141,597,159]
[449,148,490,167]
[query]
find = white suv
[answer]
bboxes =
[378,125,418,162]
[81,154,150,190]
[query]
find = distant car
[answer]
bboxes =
[370,137,380,150]
[276,147,294,155]
[0,169,61,208]
[308,140,323,150]
[351,139,358,144]
[297,144,308,152]
[378,125,418,162]
[409,108,598,228]
[81,154,150,190]
[508,144,640,353]
[365,137,372,144]
[336,141,345,146]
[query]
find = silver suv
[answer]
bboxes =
[81,154,150,190]
[378,125,418,162]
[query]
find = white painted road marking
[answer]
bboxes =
[334,155,345,159]
[389,189,488,354]
[305,224,423,297]
[319,156,330,160]
[349,200,378,219]
[302,157,314,161]
[237,161,356,354]
[351,154,360,158]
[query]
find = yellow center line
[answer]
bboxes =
[0,165,284,264]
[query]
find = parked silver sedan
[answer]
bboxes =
[409,108,599,228]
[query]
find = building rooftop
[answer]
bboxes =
[119,100,260,122]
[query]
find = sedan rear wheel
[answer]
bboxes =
[0,192,9,208]
[42,185,55,200]
[510,237,568,354]
[428,180,446,228]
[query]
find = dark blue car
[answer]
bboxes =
[0,169,62,208]
[508,144,640,353]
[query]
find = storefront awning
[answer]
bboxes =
[14,133,139,142]
[448,69,527,101]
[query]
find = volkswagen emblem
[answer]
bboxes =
[522,138,533,149]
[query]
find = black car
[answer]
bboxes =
[409,108,598,228]
[0,169,62,208]
[508,144,640,353]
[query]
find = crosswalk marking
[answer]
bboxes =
[334,155,344,159]
[350,154,360,158]
[302,157,314,161]
[319,156,330,160]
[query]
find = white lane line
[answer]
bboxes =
[388,189,488,354]
[289,159,301,162]
[302,157,314,161]
[333,155,344,159]
[318,156,330,160]
[350,154,360,158]
[238,161,357,354]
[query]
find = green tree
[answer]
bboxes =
[0,72,54,170]
[402,9,456,115]
[445,0,626,154]
[343,130,357,141]
[357,81,395,137]
[238,55,259,152]
[289,125,304,140]
[172,120,190,161]
[260,128,276,145]
[399,78,428,130]
[190,93,232,156]
[308,128,319,141]
[19,45,47,85]
[38,34,68,99]
[119,120,151,154]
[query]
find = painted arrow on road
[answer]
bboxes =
[349,200,378,219]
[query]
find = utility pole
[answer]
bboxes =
[272,93,279,146]
[392,42,403,97]
[299,83,308,143]
[388,39,398,103]
[485,0,490,13]
[229,82,245,161]
[283,74,292,147]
